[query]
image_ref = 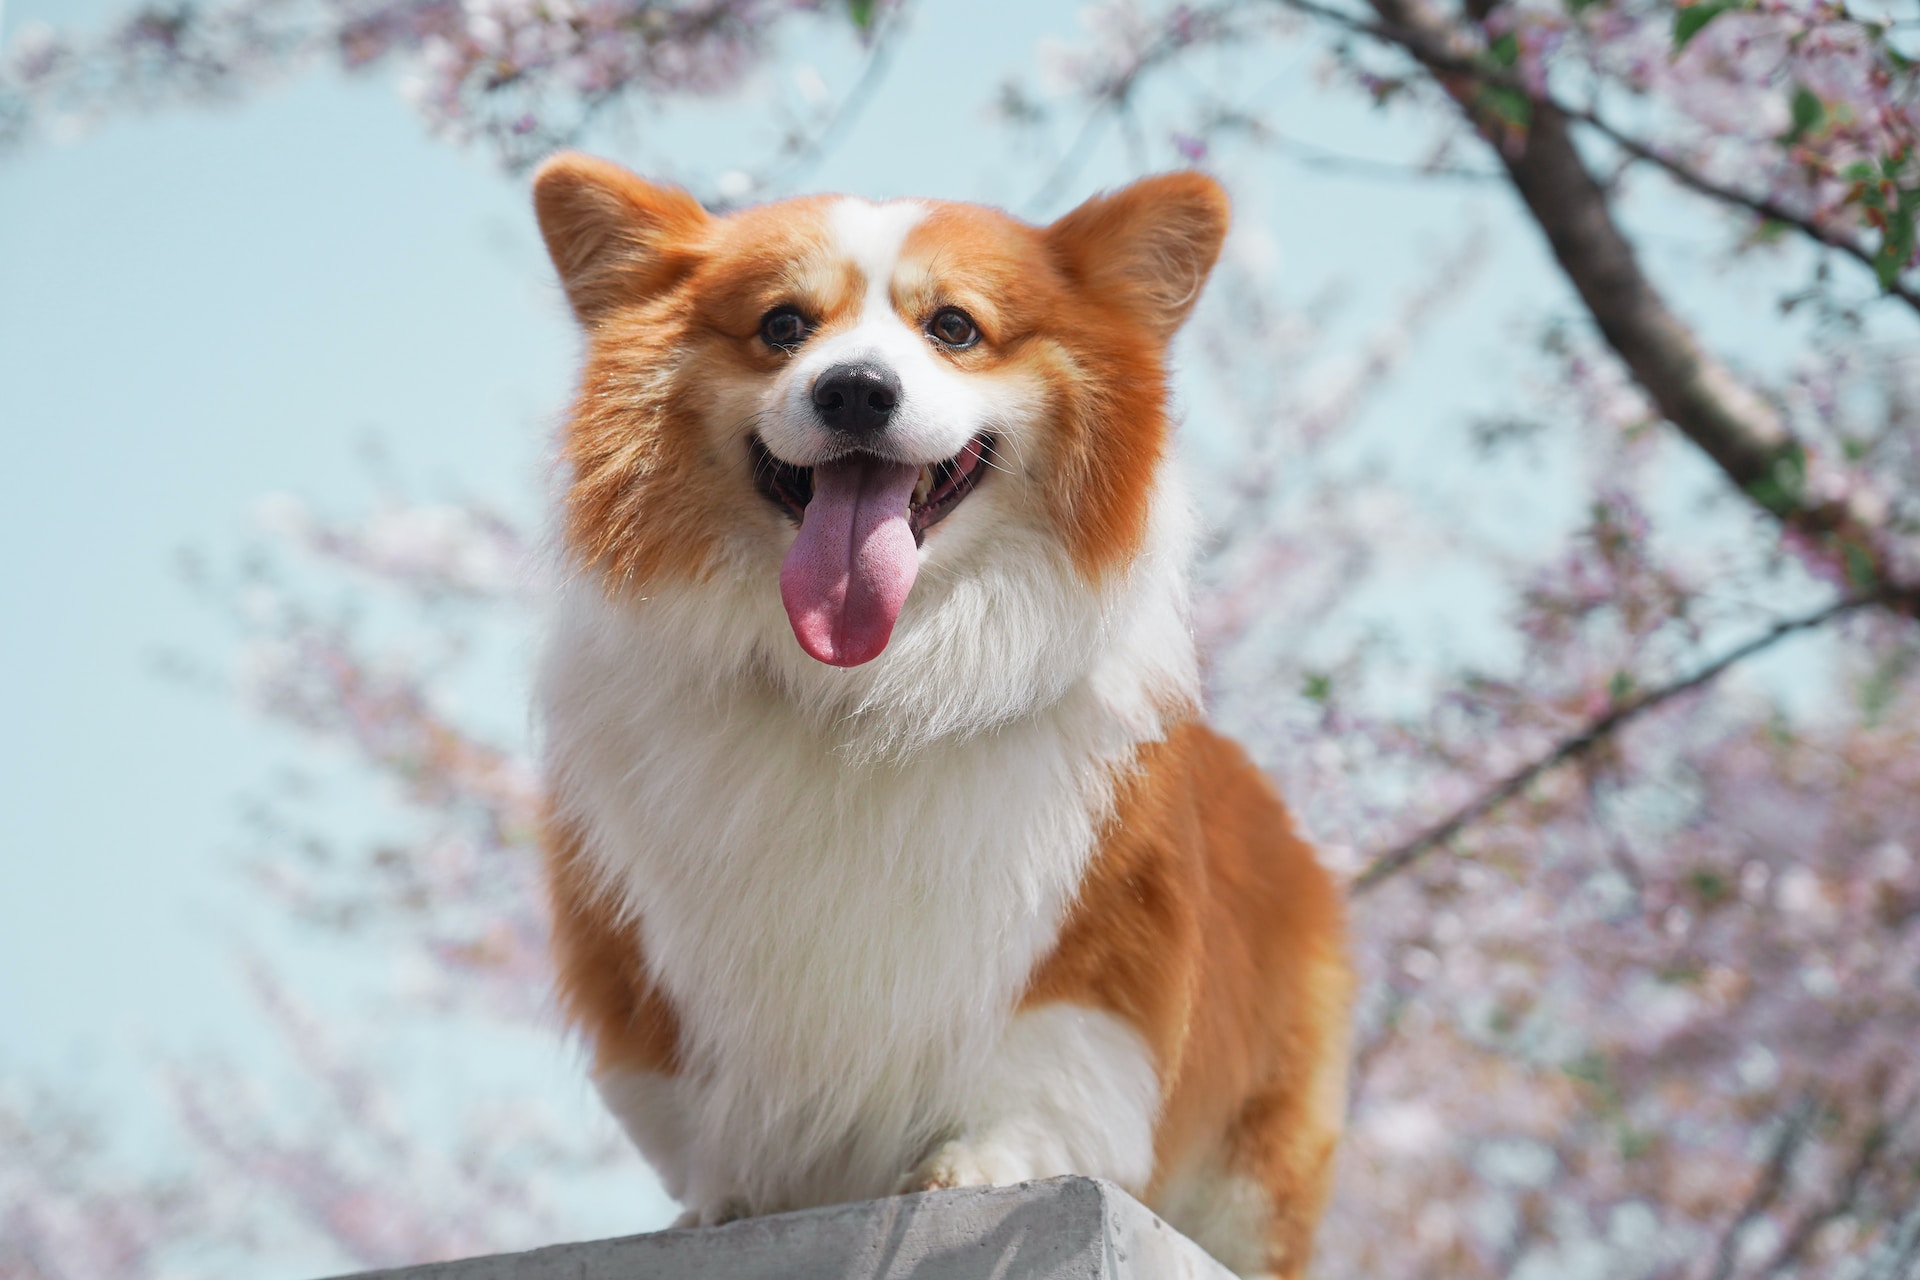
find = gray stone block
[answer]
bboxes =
[327,1176,1234,1280]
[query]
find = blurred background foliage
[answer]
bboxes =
[3,0,1919,1277]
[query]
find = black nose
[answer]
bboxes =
[811,362,901,436]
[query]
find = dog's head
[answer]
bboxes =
[535,155,1225,740]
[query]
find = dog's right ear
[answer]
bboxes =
[1044,172,1228,348]
[532,153,711,326]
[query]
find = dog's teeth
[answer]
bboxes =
[912,466,934,506]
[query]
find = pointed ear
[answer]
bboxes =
[1044,172,1229,345]
[532,152,711,325]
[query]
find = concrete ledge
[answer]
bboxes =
[329,1176,1235,1279]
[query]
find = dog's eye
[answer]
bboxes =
[928,308,980,350]
[760,306,810,349]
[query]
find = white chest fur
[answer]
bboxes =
[537,486,1198,1213]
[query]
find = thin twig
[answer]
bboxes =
[1351,594,1879,893]
[745,0,912,198]
[1764,1113,1899,1275]
[1266,0,1920,627]
[1568,110,1920,318]
[1267,0,1920,317]
[1706,1096,1821,1280]
[1025,94,1125,217]
[1201,104,1501,182]
[1023,1,1245,215]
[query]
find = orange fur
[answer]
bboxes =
[532,154,1349,1275]
[1027,723,1350,1277]
[543,816,681,1077]
[534,159,1228,591]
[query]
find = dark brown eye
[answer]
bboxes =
[929,307,980,349]
[760,306,809,349]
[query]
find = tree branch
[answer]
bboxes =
[1566,108,1920,319]
[1705,1096,1820,1280]
[1351,594,1879,893]
[1199,104,1502,183]
[1274,0,1920,624]
[1273,0,1920,314]
[1763,1113,1898,1275]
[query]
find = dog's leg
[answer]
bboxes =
[547,820,726,1218]
[1154,1076,1344,1280]
[595,1068,695,1201]
[903,1002,1160,1195]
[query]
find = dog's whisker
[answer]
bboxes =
[977,436,1020,476]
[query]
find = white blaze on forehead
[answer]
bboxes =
[760,195,997,469]
[827,198,927,309]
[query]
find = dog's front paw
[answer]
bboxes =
[670,1196,751,1229]
[901,1136,1039,1193]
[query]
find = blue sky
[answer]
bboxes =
[0,0,1842,1272]
[0,8,558,1082]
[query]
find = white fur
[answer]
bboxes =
[540,194,1203,1220]
[594,1070,693,1200]
[541,467,1197,1216]
[908,1003,1161,1194]
[1156,1169,1276,1277]
[757,198,1008,470]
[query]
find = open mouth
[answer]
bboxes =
[749,434,994,544]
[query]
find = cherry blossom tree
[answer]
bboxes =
[1074,1,1920,1272]
[0,0,893,178]
[4,1,1919,1278]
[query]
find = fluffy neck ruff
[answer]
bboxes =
[537,479,1198,1211]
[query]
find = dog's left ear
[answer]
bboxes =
[1044,172,1229,346]
[532,152,712,326]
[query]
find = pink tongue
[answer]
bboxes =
[779,455,921,667]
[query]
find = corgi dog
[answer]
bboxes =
[530,153,1351,1279]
